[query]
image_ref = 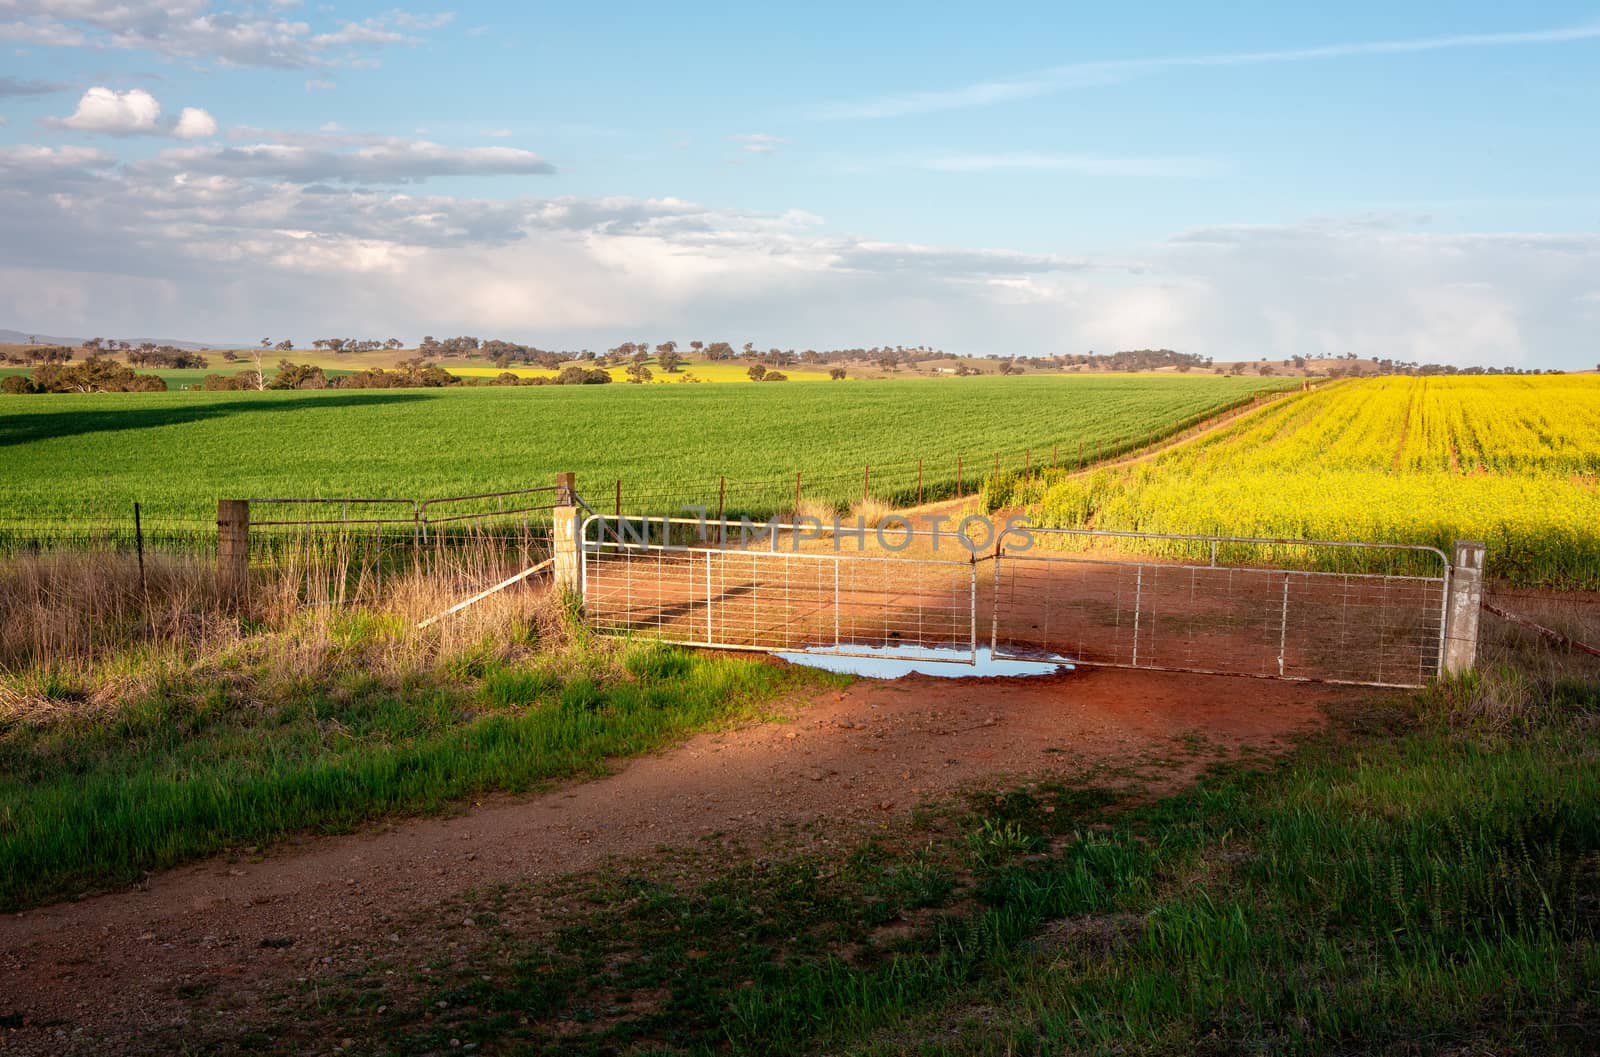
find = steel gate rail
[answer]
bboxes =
[991,529,1450,688]
[581,515,978,662]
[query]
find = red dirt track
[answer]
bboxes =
[1,665,1356,1055]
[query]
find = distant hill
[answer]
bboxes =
[0,328,245,351]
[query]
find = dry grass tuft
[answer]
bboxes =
[1429,586,1600,730]
[790,497,842,537]
[849,497,897,529]
[1479,588,1600,688]
[0,550,228,671]
[0,540,567,727]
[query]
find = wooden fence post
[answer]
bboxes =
[217,499,250,604]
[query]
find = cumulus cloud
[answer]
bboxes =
[0,1,451,68]
[172,106,219,139]
[45,86,220,138]
[50,86,162,134]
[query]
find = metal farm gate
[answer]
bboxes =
[990,529,1451,689]
[579,515,1453,688]
[581,515,977,661]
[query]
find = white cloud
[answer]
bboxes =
[172,106,218,139]
[51,86,162,135]
[45,86,222,139]
[0,1,452,68]
[817,20,1600,119]
[0,143,117,182]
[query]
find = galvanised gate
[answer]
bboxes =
[580,514,1461,688]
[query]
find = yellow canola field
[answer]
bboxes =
[999,376,1600,587]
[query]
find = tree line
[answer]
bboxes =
[2,356,168,394]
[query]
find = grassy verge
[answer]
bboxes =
[0,590,827,911]
[240,675,1600,1056]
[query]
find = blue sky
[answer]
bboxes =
[2,2,1598,367]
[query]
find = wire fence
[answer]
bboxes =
[246,488,560,606]
[0,510,216,559]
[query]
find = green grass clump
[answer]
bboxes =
[0,641,810,910]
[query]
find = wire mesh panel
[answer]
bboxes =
[249,489,557,607]
[582,516,977,661]
[992,534,1449,687]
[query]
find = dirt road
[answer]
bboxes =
[1,665,1351,1054]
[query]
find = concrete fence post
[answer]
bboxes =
[217,499,250,604]
[1443,539,1486,676]
[551,472,581,599]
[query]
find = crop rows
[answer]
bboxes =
[988,377,1600,588]
[0,375,1288,547]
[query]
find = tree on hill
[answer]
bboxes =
[556,366,612,385]
[268,361,328,390]
[829,367,847,380]
[626,360,653,384]
[746,363,766,381]
[655,341,680,372]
